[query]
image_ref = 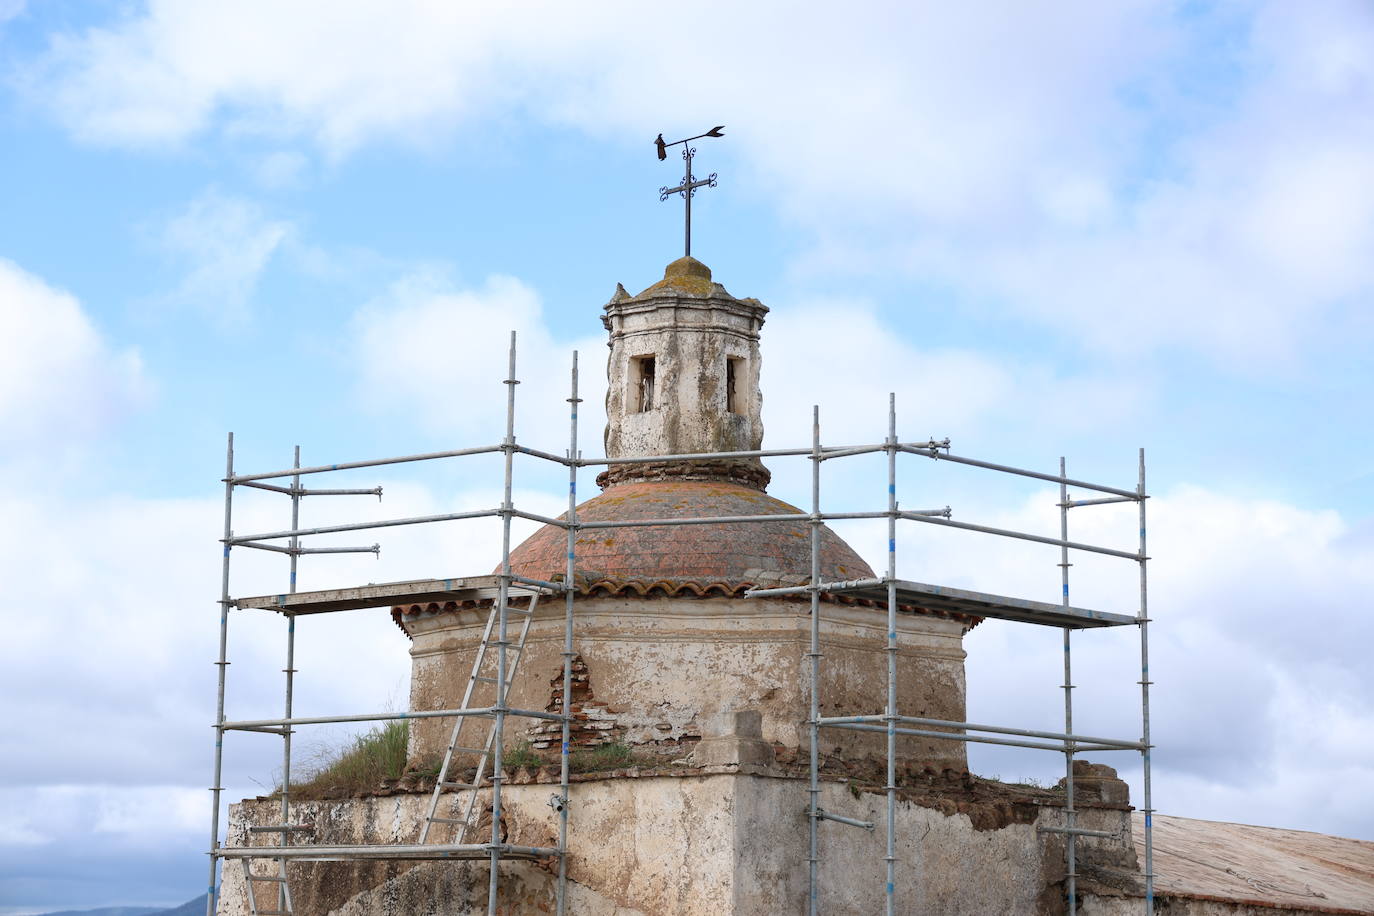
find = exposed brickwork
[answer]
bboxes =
[527,654,622,751]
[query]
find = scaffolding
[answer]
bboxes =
[206,333,1154,915]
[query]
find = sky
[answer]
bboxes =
[0,0,1372,911]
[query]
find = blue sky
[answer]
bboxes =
[1,1,1371,911]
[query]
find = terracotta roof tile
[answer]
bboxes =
[389,479,982,638]
[504,479,873,584]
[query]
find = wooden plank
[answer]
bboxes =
[232,576,539,615]
[837,579,1136,629]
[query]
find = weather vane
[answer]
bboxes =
[656,125,724,258]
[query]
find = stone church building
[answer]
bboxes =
[221,257,1374,915]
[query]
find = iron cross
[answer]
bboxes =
[657,126,724,258]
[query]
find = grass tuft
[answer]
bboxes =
[289,720,409,797]
[284,728,647,798]
[503,740,542,769]
[569,741,642,773]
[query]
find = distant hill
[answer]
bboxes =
[158,897,209,916]
[34,895,207,916]
[158,895,208,916]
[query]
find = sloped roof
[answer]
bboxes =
[1136,813,1374,914]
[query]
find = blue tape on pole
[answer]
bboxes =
[888,484,895,494]
[889,539,895,551]
[887,882,894,895]
[888,632,897,640]
[1063,584,1069,596]
[223,546,230,557]
[1145,813,1152,827]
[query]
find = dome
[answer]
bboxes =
[635,255,719,297]
[505,479,874,586]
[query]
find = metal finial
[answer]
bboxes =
[656,126,724,258]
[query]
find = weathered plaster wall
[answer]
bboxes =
[221,771,1135,916]
[404,596,968,770]
[601,258,767,473]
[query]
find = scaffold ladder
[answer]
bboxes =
[419,590,541,844]
[239,857,293,916]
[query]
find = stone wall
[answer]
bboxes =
[220,768,1137,916]
[403,596,969,771]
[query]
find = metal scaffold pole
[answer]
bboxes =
[885,394,898,916]
[557,351,581,916]
[277,446,302,912]
[1060,457,1077,911]
[1139,449,1154,915]
[488,331,520,915]
[206,432,233,916]
[807,406,822,916]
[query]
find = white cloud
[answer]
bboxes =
[761,297,1148,450]
[350,268,605,453]
[0,258,148,451]
[21,1,1165,216]
[252,149,308,188]
[0,0,25,26]
[0,469,567,788]
[345,274,1148,500]
[23,1,1372,368]
[29,3,1374,368]
[0,263,581,888]
[866,2,1374,369]
[157,190,291,322]
[0,785,206,847]
[899,481,1374,837]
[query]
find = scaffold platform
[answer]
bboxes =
[232,576,552,615]
[833,579,1137,629]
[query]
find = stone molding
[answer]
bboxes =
[594,457,771,490]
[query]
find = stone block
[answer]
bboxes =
[1062,761,1131,806]
[689,708,774,767]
